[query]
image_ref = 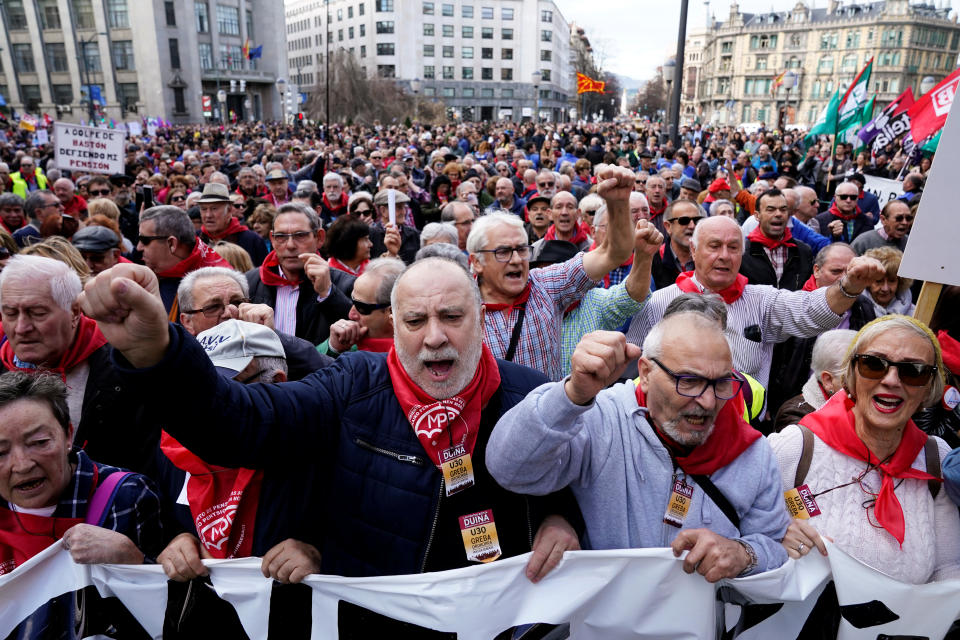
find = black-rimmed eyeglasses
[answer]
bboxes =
[650,357,744,400]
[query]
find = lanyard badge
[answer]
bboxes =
[440,444,475,497]
[783,483,821,519]
[663,474,694,528]
[459,509,502,563]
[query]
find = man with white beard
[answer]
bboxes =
[79,257,581,636]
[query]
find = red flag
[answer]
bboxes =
[576,73,606,94]
[908,67,960,142]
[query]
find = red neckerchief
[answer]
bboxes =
[828,201,862,222]
[649,200,667,219]
[386,343,501,468]
[520,185,537,200]
[0,508,84,574]
[329,256,367,276]
[322,192,349,214]
[201,217,250,242]
[675,271,748,304]
[155,242,233,279]
[590,241,634,288]
[544,221,589,245]
[801,274,818,292]
[357,337,394,352]
[483,282,531,312]
[0,219,22,234]
[938,331,960,376]
[799,391,938,546]
[160,432,261,559]
[0,315,106,376]
[747,227,796,250]
[635,384,760,475]
[259,250,301,287]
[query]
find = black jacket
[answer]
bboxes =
[651,241,694,290]
[813,210,875,244]
[369,224,421,264]
[739,236,813,291]
[245,267,355,345]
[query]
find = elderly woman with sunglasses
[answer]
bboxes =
[769,315,960,585]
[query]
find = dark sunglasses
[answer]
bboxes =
[183,297,249,318]
[888,214,914,223]
[853,354,937,387]
[836,194,858,201]
[668,216,704,226]
[171,195,187,202]
[232,203,245,209]
[89,189,111,196]
[138,234,168,245]
[352,207,372,215]
[352,298,390,315]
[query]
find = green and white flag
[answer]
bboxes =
[837,58,874,130]
[805,91,840,145]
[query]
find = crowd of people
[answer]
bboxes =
[0,115,957,639]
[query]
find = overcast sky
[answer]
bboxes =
[553,0,833,82]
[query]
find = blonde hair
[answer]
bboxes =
[214,241,253,273]
[20,237,92,285]
[864,246,912,296]
[87,198,121,222]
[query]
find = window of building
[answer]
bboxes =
[72,0,95,28]
[424,23,434,36]
[788,33,802,48]
[720,41,733,53]
[337,7,343,20]
[881,29,902,47]
[360,45,367,57]
[199,43,214,69]
[501,48,513,60]
[463,87,475,97]
[742,104,751,121]
[79,41,100,72]
[501,68,513,80]
[349,26,354,38]
[377,21,394,33]
[846,31,860,48]
[360,24,366,36]
[424,65,435,78]
[112,40,135,70]
[377,43,395,55]
[424,44,435,57]
[787,56,801,68]
[462,5,473,18]
[443,45,454,57]
[811,79,821,98]
[4,0,28,30]
[462,67,474,79]
[376,0,393,11]
[169,38,181,69]
[755,55,767,70]
[164,0,176,25]
[462,26,473,38]
[52,84,73,104]
[817,55,833,73]
[481,27,493,39]
[423,1,434,14]
[481,67,493,80]
[216,4,240,34]
[246,9,253,39]
[481,47,493,59]
[378,64,395,76]
[195,2,209,32]
[349,5,354,17]
[442,87,455,97]
[481,6,493,19]
[541,50,551,62]
[46,43,69,72]
[462,46,473,58]
[21,85,41,111]
[539,89,550,99]
[443,65,454,79]
[541,9,553,22]
[442,3,453,16]
[338,29,343,41]
[173,87,186,113]
[502,28,513,40]
[540,69,550,82]
[841,53,857,72]
[541,30,552,42]
[119,82,138,112]
[12,43,35,72]
[749,34,776,50]
[443,24,454,37]
[106,0,129,27]
[423,86,436,96]
[359,2,365,15]
[502,88,513,97]
[501,7,513,19]
[38,0,61,29]
[481,87,494,97]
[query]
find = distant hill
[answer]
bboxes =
[614,74,645,91]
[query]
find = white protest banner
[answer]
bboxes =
[126,121,142,136]
[36,128,49,145]
[900,92,960,285]
[861,175,903,207]
[3,544,960,639]
[54,122,125,174]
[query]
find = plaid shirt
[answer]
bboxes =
[561,283,649,376]
[604,263,632,287]
[2,450,164,561]
[483,253,595,381]
[763,245,789,284]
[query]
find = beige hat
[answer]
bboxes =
[195,182,232,203]
[373,188,411,206]
[266,169,289,181]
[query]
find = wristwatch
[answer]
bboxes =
[735,539,758,576]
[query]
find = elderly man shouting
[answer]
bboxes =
[80,257,581,635]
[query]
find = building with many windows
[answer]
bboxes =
[284,0,575,122]
[0,0,287,124]
[684,0,960,128]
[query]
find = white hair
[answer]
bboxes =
[690,214,742,250]
[177,267,249,314]
[466,211,524,258]
[322,172,344,187]
[811,329,857,377]
[629,191,649,206]
[0,254,82,312]
[420,222,459,246]
[578,193,604,213]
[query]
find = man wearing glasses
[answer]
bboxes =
[12,191,64,247]
[851,199,913,255]
[651,200,704,290]
[814,180,875,244]
[488,311,791,582]
[467,166,637,382]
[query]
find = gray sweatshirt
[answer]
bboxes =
[487,380,790,575]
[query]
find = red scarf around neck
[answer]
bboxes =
[201,217,249,242]
[747,226,796,250]
[635,384,760,475]
[0,315,106,375]
[259,250,302,287]
[799,391,938,546]
[828,201,862,222]
[675,271,748,304]
[160,432,261,559]
[322,192,349,214]
[0,508,83,575]
[649,200,667,219]
[802,274,819,291]
[544,221,589,246]
[938,331,960,376]
[357,337,394,352]
[483,282,531,312]
[386,343,501,467]
[155,241,233,280]
[329,256,368,276]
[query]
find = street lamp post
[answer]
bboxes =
[669,0,690,148]
[410,77,422,122]
[662,59,675,143]
[80,32,107,122]
[275,77,287,124]
[217,89,227,125]
[920,75,937,96]
[531,70,541,123]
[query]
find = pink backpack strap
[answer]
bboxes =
[85,471,132,527]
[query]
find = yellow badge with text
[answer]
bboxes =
[663,476,694,528]
[783,484,821,519]
[441,444,475,497]
[459,509,502,563]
